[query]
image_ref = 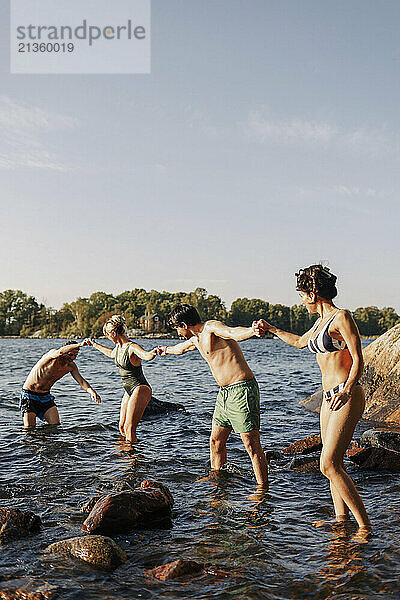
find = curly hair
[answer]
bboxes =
[295,264,338,300]
[103,315,126,336]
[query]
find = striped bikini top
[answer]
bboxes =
[307,311,347,354]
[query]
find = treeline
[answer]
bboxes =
[0,288,399,338]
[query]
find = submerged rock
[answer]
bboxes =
[145,559,204,581]
[360,429,400,452]
[82,480,173,534]
[346,446,400,471]
[300,324,400,424]
[0,582,58,600]
[288,455,321,474]
[0,508,41,544]
[283,434,322,455]
[44,535,127,570]
[143,396,185,417]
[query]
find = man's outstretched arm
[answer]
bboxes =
[206,320,258,342]
[154,338,197,356]
[70,364,101,403]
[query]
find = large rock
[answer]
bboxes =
[346,446,400,471]
[361,325,400,424]
[360,428,400,452]
[145,559,204,581]
[300,324,400,425]
[143,396,185,417]
[44,535,126,570]
[0,508,41,544]
[283,434,322,455]
[82,480,173,534]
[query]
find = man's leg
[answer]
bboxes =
[43,406,60,425]
[240,429,269,487]
[23,412,36,428]
[210,423,232,470]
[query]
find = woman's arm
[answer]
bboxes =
[330,311,363,410]
[129,342,157,362]
[85,338,114,359]
[255,319,316,349]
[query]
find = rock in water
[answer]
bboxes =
[0,508,41,544]
[0,581,58,600]
[346,446,400,471]
[283,434,322,455]
[288,455,321,474]
[300,324,400,424]
[143,396,185,417]
[360,429,400,452]
[145,559,204,581]
[44,535,127,570]
[82,480,173,534]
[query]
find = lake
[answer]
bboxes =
[0,338,399,599]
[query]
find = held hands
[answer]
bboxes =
[82,338,94,347]
[328,391,349,411]
[154,346,167,356]
[252,319,272,337]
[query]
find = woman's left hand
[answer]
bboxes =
[329,391,349,411]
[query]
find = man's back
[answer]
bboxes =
[23,350,74,393]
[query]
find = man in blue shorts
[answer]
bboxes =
[20,341,101,427]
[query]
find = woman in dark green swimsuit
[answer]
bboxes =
[88,315,156,443]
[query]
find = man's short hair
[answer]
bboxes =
[168,304,202,328]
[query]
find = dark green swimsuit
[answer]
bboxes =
[115,343,150,396]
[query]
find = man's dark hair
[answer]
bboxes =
[168,304,202,328]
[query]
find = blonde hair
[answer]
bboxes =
[103,315,126,336]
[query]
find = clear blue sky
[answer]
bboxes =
[1,0,399,311]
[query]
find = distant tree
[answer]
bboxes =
[0,289,43,336]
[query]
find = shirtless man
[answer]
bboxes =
[20,341,101,427]
[155,304,268,487]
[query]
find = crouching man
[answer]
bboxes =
[20,341,101,427]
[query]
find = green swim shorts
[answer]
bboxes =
[212,377,260,433]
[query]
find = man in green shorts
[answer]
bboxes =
[155,304,268,487]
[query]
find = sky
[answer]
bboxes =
[0,0,399,312]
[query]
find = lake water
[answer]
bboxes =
[0,338,399,599]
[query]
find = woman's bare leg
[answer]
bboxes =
[119,392,130,436]
[320,401,349,520]
[320,386,370,530]
[124,385,152,443]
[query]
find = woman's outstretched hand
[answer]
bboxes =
[82,338,94,347]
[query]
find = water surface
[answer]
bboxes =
[0,338,399,599]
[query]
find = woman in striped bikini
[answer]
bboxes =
[255,265,370,537]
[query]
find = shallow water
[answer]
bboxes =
[0,338,399,599]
